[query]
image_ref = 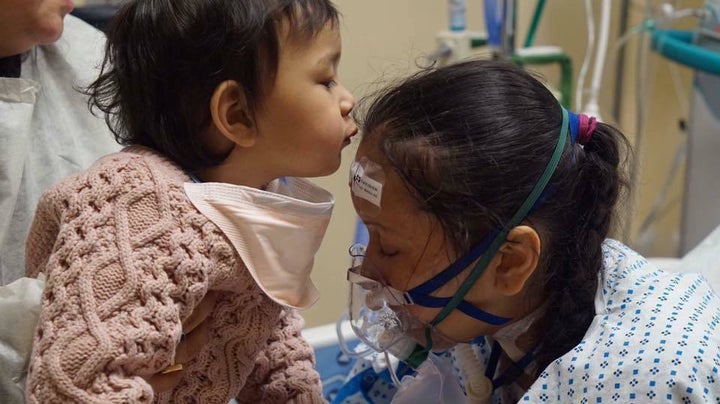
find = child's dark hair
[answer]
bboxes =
[358,60,630,372]
[87,0,339,171]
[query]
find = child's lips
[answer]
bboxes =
[342,127,358,146]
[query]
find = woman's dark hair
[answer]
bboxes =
[358,60,631,373]
[87,0,339,171]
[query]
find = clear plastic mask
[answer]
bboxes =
[346,244,456,361]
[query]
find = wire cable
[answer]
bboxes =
[576,0,596,111]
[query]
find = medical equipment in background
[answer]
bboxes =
[613,0,720,255]
[428,0,720,256]
[649,0,720,254]
[427,0,489,69]
[575,0,612,120]
[428,1,574,108]
[511,1,575,110]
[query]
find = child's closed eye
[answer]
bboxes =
[322,79,337,89]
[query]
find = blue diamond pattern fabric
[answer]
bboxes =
[520,240,720,403]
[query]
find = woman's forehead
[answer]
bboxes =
[352,138,428,229]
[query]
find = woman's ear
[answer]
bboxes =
[492,225,541,296]
[210,80,256,148]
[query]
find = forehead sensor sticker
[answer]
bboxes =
[350,157,385,208]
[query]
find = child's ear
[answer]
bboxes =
[491,225,541,296]
[210,80,256,147]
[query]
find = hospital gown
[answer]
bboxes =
[334,239,720,403]
[0,15,118,285]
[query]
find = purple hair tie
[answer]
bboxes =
[577,114,597,146]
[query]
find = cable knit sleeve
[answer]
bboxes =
[24,155,209,403]
[236,308,325,404]
[25,187,63,279]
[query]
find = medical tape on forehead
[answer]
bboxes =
[350,157,385,207]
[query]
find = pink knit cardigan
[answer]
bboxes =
[24,147,324,403]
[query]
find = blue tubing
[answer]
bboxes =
[651,29,720,76]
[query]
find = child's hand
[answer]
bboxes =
[144,291,219,393]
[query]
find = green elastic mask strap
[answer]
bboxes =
[404,329,433,369]
[429,107,570,328]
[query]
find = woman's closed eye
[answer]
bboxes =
[379,246,399,258]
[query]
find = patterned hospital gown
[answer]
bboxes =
[333,240,720,403]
